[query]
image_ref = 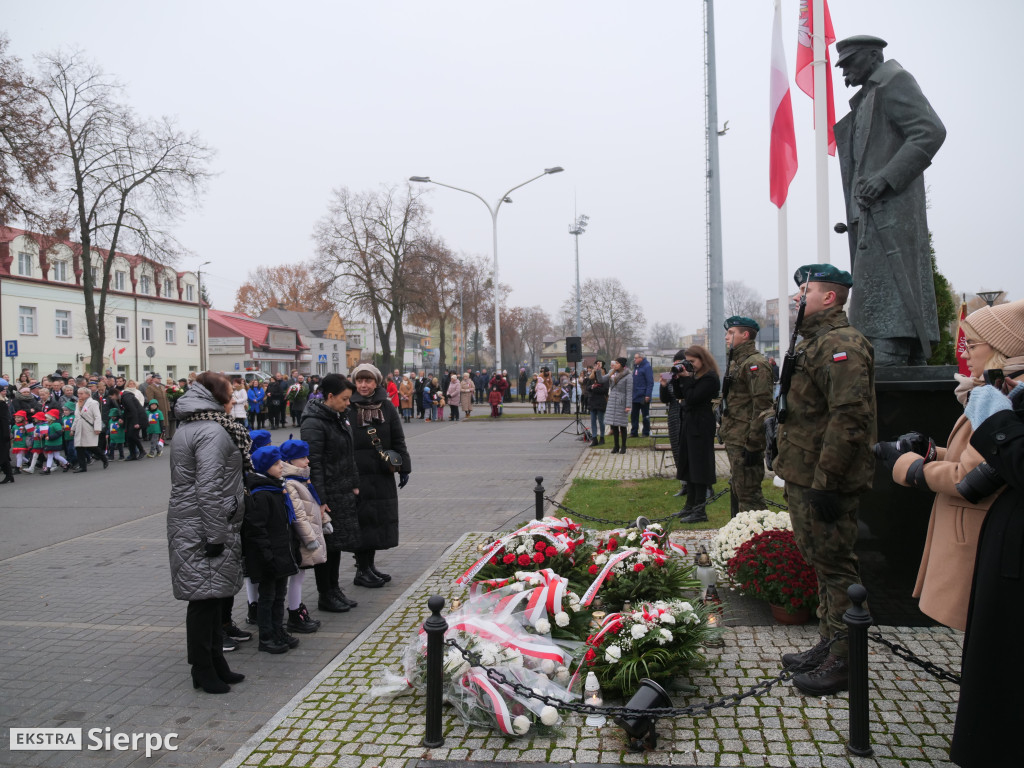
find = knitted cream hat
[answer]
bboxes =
[350,363,382,384]
[961,298,1024,358]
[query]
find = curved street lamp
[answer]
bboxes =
[410,167,564,372]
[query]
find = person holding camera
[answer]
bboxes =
[601,357,633,453]
[667,346,721,522]
[348,364,411,588]
[586,361,609,446]
[720,317,774,516]
[774,264,876,697]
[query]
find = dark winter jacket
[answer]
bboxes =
[300,398,360,552]
[242,473,300,583]
[349,387,411,551]
[166,383,246,601]
[632,358,654,403]
[0,397,11,457]
[11,391,41,420]
[669,371,721,486]
[588,372,609,412]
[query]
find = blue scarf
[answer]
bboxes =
[250,484,296,523]
[306,479,323,507]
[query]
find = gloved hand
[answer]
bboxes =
[204,541,225,558]
[873,431,937,472]
[806,489,843,523]
[398,473,410,489]
[965,385,1013,430]
[323,522,334,535]
[305,539,321,551]
[1008,380,1024,404]
[742,448,764,467]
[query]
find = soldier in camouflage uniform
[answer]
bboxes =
[719,316,774,517]
[774,264,876,696]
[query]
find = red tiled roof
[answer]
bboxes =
[207,309,309,351]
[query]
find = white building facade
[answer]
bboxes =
[0,227,202,381]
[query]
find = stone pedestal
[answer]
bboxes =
[855,365,960,626]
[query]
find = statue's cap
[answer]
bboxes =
[794,264,853,288]
[835,35,887,66]
[724,316,760,332]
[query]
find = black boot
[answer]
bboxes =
[353,551,385,588]
[368,551,391,583]
[211,655,245,684]
[275,626,300,649]
[678,505,708,524]
[287,604,321,634]
[246,601,258,625]
[612,429,620,454]
[333,586,358,608]
[589,438,599,447]
[191,665,230,693]
[620,432,627,454]
[317,590,350,613]
[599,435,605,445]
[792,654,849,696]
[258,633,289,654]
[781,636,830,672]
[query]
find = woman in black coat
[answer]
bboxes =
[300,373,359,613]
[668,345,721,523]
[660,350,688,496]
[0,387,13,483]
[348,364,411,587]
[952,379,1024,767]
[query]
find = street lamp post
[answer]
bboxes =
[196,260,211,371]
[410,167,564,373]
[569,214,589,339]
[976,290,1002,308]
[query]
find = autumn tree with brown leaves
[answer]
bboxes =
[233,263,334,316]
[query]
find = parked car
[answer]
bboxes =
[218,370,272,386]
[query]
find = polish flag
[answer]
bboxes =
[795,0,837,155]
[111,346,126,364]
[956,301,970,376]
[769,0,798,208]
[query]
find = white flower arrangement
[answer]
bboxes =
[630,623,648,640]
[604,644,622,663]
[534,618,551,635]
[657,628,673,645]
[710,509,792,575]
[554,611,570,627]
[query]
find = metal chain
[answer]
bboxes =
[867,631,961,685]
[763,497,789,511]
[446,638,800,718]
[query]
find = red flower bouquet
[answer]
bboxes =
[726,529,818,614]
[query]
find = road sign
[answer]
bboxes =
[318,354,328,363]
[3,340,16,357]
[146,346,156,359]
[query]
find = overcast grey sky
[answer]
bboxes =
[6,1,1021,339]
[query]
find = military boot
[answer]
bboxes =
[781,636,829,672]
[792,654,849,696]
[678,505,708,524]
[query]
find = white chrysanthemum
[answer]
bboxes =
[555,611,570,627]
[630,624,648,640]
[657,628,673,645]
[659,613,676,625]
[516,544,528,554]
[513,715,531,735]
[594,553,607,565]
[637,552,650,563]
[539,658,556,675]
[627,531,638,542]
[678,602,693,613]
[554,665,570,683]
[540,706,559,726]
[534,618,551,634]
[605,644,622,663]
[511,583,525,592]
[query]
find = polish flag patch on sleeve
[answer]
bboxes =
[749,364,759,372]
[833,352,848,362]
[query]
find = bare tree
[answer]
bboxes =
[561,278,646,360]
[407,237,463,376]
[0,35,57,226]
[233,262,334,315]
[520,305,552,371]
[725,280,766,325]
[648,322,682,350]
[313,184,428,373]
[37,50,213,370]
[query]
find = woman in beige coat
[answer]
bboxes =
[398,376,414,423]
[72,387,108,472]
[459,372,475,419]
[878,300,1024,630]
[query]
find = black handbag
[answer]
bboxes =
[367,428,402,472]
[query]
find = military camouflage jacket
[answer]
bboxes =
[719,340,773,450]
[775,307,877,493]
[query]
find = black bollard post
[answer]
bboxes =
[422,595,448,748]
[844,584,873,757]
[534,475,545,521]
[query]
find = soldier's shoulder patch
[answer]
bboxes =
[832,352,848,362]
[749,364,759,371]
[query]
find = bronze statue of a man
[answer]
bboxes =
[833,36,946,366]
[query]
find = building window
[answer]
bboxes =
[139,274,151,294]
[141,319,153,342]
[18,306,37,334]
[351,335,361,347]
[186,284,195,302]
[188,365,198,373]
[163,277,173,297]
[165,322,176,344]
[52,260,68,282]
[17,251,33,276]
[114,271,127,291]
[116,316,129,341]
[166,366,177,381]
[187,324,197,345]
[55,309,71,337]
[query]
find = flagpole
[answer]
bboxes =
[778,203,790,356]
[813,0,830,264]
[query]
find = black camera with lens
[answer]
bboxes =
[671,360,694,375]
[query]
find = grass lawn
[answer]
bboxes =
[559,477,787,531]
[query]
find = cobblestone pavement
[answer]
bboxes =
[228,531,962,768]
[0,418,584,768]
[575,443,731,482]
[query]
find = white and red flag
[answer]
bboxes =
[795,0,837,155]
[769,0,798,208]
[956,301,970,376]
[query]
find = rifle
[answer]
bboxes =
[721,340,735,417]
[776,280,808,425]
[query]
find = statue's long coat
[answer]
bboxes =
[834,59,946,345]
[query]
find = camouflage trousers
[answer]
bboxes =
[725,443,766,517]
[785,483,863,659]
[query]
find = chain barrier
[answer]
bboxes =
[867,632,961,685]
[442,636,841,718]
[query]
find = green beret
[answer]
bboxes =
[724,316,760,332]
[793,263,854,288]
[835,35,887,66]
